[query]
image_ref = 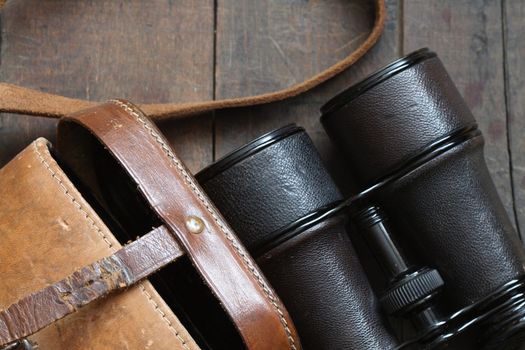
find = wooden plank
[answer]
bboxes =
[214,0,400,194]
[504,0,525,236]
[0,0,214,173]
[403,0,517,228]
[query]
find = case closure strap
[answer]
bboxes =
[0,226,183,346]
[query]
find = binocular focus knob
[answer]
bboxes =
[354,206,445,332]
[380,268,444,315]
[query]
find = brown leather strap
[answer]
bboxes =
[0,0,385,121]
[55,101,300,349]
[0,225,184,346]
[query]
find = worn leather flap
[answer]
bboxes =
[0,139,199,350]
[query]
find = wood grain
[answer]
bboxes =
[504,0,525,236]
[403,0,517,229]
[214,0,400,194]
[0,0,214,172]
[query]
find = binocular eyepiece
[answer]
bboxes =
[197,48,525,350]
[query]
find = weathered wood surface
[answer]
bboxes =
[504,0,525,238]
[0,0,214,173]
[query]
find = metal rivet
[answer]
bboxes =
[186,216,205,234]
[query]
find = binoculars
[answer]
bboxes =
[196,49,525,349]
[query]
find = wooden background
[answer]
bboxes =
[0,0,523,239]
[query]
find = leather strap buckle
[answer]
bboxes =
[1,340,37,350]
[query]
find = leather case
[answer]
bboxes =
[0,138,199,350]
[0,101,300,350]
[197,126,398,350]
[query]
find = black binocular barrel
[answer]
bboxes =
[197,126,398,350]
[321,48,525,328]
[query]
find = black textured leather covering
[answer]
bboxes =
[322,51,476,187]
[381,137,525,309]
[321,48,525,312]
[197,127,399,350]
[258,214,397,350]
[197,129,342,252]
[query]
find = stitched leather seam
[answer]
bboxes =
[111,100,297,350]
[32,140,192,350]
